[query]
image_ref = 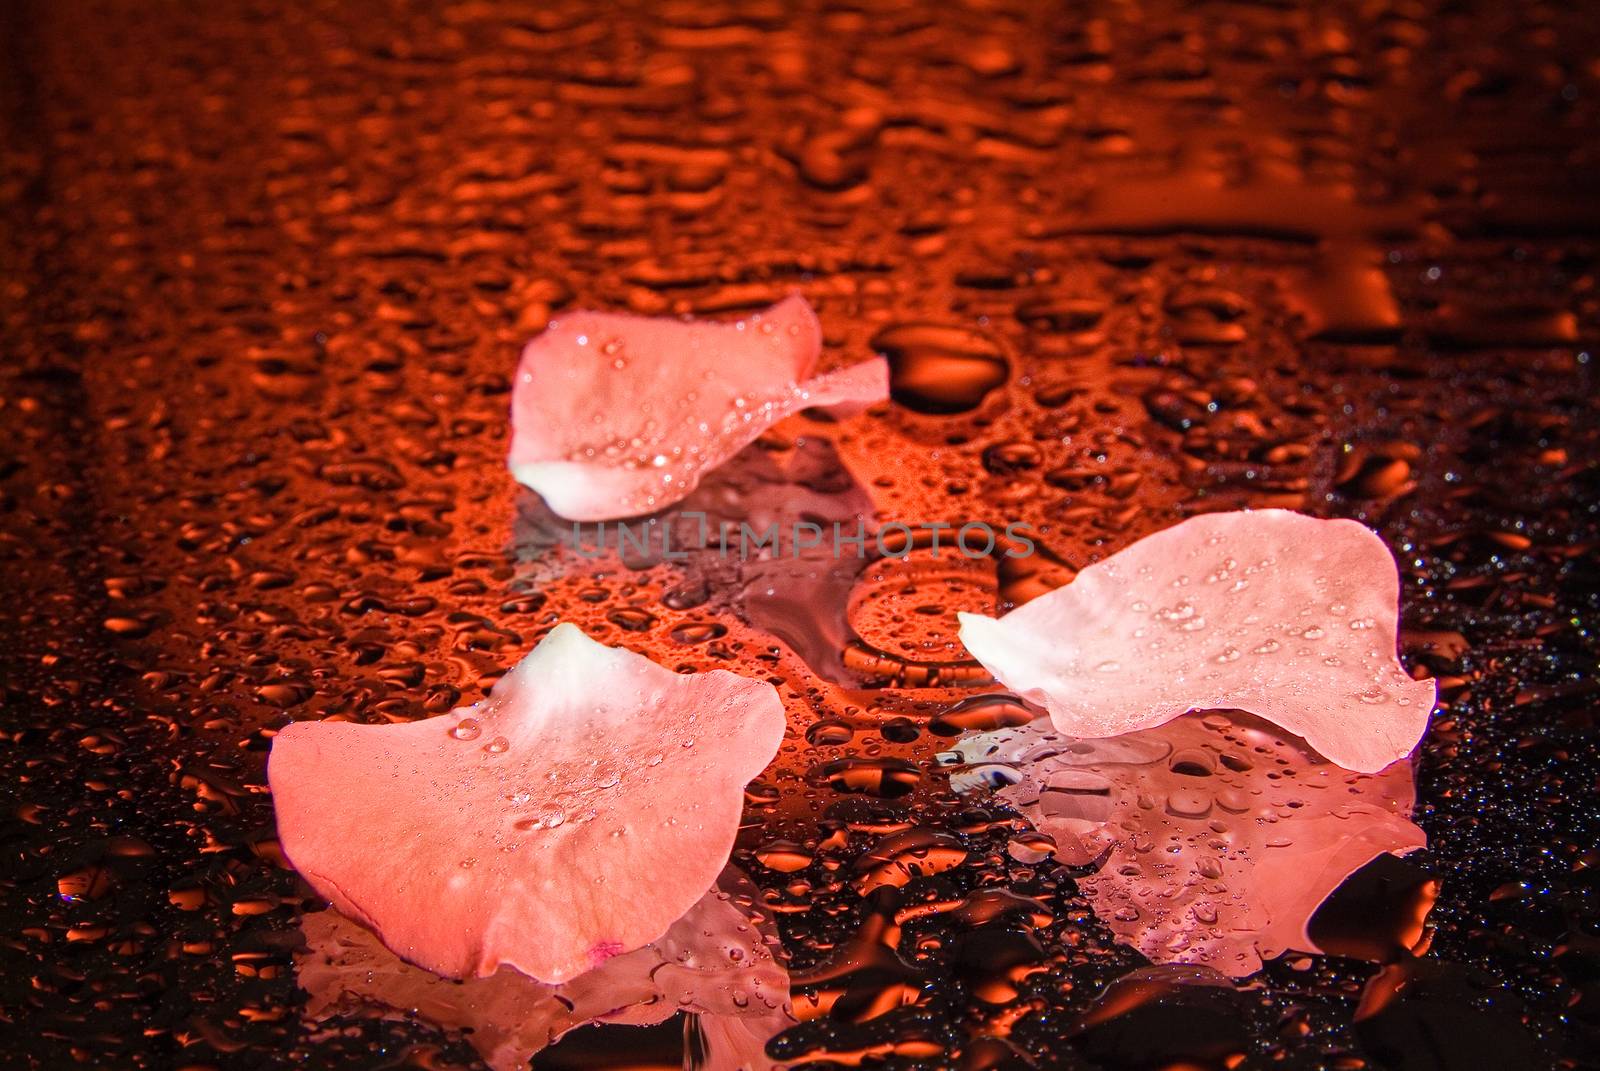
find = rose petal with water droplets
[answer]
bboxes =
[958,509,1434,773]
[269,623,786,983]
[509,295,888,521]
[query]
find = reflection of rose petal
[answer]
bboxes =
[296,867,792,1071]
[958,509,1434,773]
[705,438,876,683]
[693,1008,800,1071]
[944,709,1426,977]
[511,435,879,685]
[510,295,887,521]
[269,623,785,983]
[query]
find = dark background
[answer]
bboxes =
[2,1,1597,1068]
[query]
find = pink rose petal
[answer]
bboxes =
[269,622,786,983]
[957,509,1434,773]
[296,866,792,1071]
[509,295,888,521]
[944,709,1426,976]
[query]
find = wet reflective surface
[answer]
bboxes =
[2,1,1597,1068]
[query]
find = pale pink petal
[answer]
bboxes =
[509,295,888,521]
[269,623,786,983]
[943,709,1426,976]
[957,509,1434,773]
[296,867,792,1071]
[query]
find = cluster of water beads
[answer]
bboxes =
[9,0,1593,1064]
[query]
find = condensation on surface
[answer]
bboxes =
[1,1,1596,1068]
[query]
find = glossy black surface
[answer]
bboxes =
[1,2,1597,1068]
